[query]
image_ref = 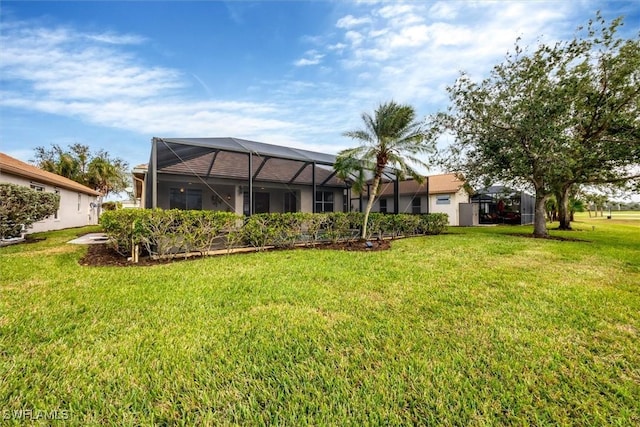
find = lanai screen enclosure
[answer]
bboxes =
[471,186,535,225]
[141,137,401,215]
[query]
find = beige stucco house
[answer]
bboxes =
[0,152,101,233]
[134,137,351,215]
[356,173,470,225]
[132,138,470,225]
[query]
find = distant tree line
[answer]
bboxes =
[33,143,129,198]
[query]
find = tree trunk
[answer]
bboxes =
[361,174,381,239]
[557,187,572,230]
[533,192,549,237]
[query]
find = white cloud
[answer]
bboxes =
[385,24,430,48]
[320,0,580,114]
[377,4,415,19]
[0,21,314,152]
[336,14,372,29]
[293,50,324,66]
[428,2,459,20]
[328,42,347,51]
[1,26,183,102]
[344,30,364,47]
[84,32,146,45]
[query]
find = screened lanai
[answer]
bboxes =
[142,137,400,215]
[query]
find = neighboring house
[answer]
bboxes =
[0,152,101,233]
[135,137,352,215]
[353,173,470,225]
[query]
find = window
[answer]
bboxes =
[170,188,202,210]
[379,198,387,213]
[315,191,334,213]
[284,192,297,213]
[77,193,82,211]
[30,183,44,192]
[412,197,421,214]
[436,195,450,205]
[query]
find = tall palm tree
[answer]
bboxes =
[86,152,128,197]
[335,101,434,238]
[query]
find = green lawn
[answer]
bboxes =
[1,214,639,425]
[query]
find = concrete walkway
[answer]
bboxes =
[67,233,109,245]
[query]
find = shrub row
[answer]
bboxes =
[0,183,60,239]
[100,209,448,258]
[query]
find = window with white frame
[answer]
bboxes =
[30,183,44,192]
[77,193,82,211]
[315,191,334,213]
[436,195,451,205]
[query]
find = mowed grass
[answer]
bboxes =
[1,214,639,425]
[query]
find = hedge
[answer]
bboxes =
[100,210,449,259]
[0,183,60,239]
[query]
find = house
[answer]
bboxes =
[353,173,470,225]
[134,137,353,214]
[134,138,472,225]
[0,152,101,233]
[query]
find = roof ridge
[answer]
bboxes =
[0,152,101,196]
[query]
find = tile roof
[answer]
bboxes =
[157,150,346,187]
[377,173,466,196]
[0,152,101,196]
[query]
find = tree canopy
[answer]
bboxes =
[440,13,640,236]
[335,101,434,238]
[34,144,130,198]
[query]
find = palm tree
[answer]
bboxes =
[86,152,129,197]
[335,101,434,238]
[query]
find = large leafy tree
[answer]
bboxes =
[548,16,640,229]
[440,14,639,237]
[34,144,129,197]
[335,101,434,239]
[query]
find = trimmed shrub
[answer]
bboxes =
[0,183,60,239]
[421,213,449,235]
[101,201,122,211]
[99,209,151,256]
[99,209,449,259]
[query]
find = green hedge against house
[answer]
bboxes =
[100,209,448,258]
[0,183,60,239]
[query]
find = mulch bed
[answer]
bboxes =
[79,239,392,267]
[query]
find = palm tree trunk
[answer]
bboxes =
[361,174,381,239]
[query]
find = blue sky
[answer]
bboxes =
[1,1,639,182]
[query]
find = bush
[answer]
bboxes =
[99,209,151,256]
[99,209,449,259]
[101,201,122,211]
[100,209,242,257]
[421,213,449,235]
[0,183,60,239]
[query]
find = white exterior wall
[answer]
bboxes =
[369,188,470,225]
[0,173,99,233]
[427,188,469,226]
